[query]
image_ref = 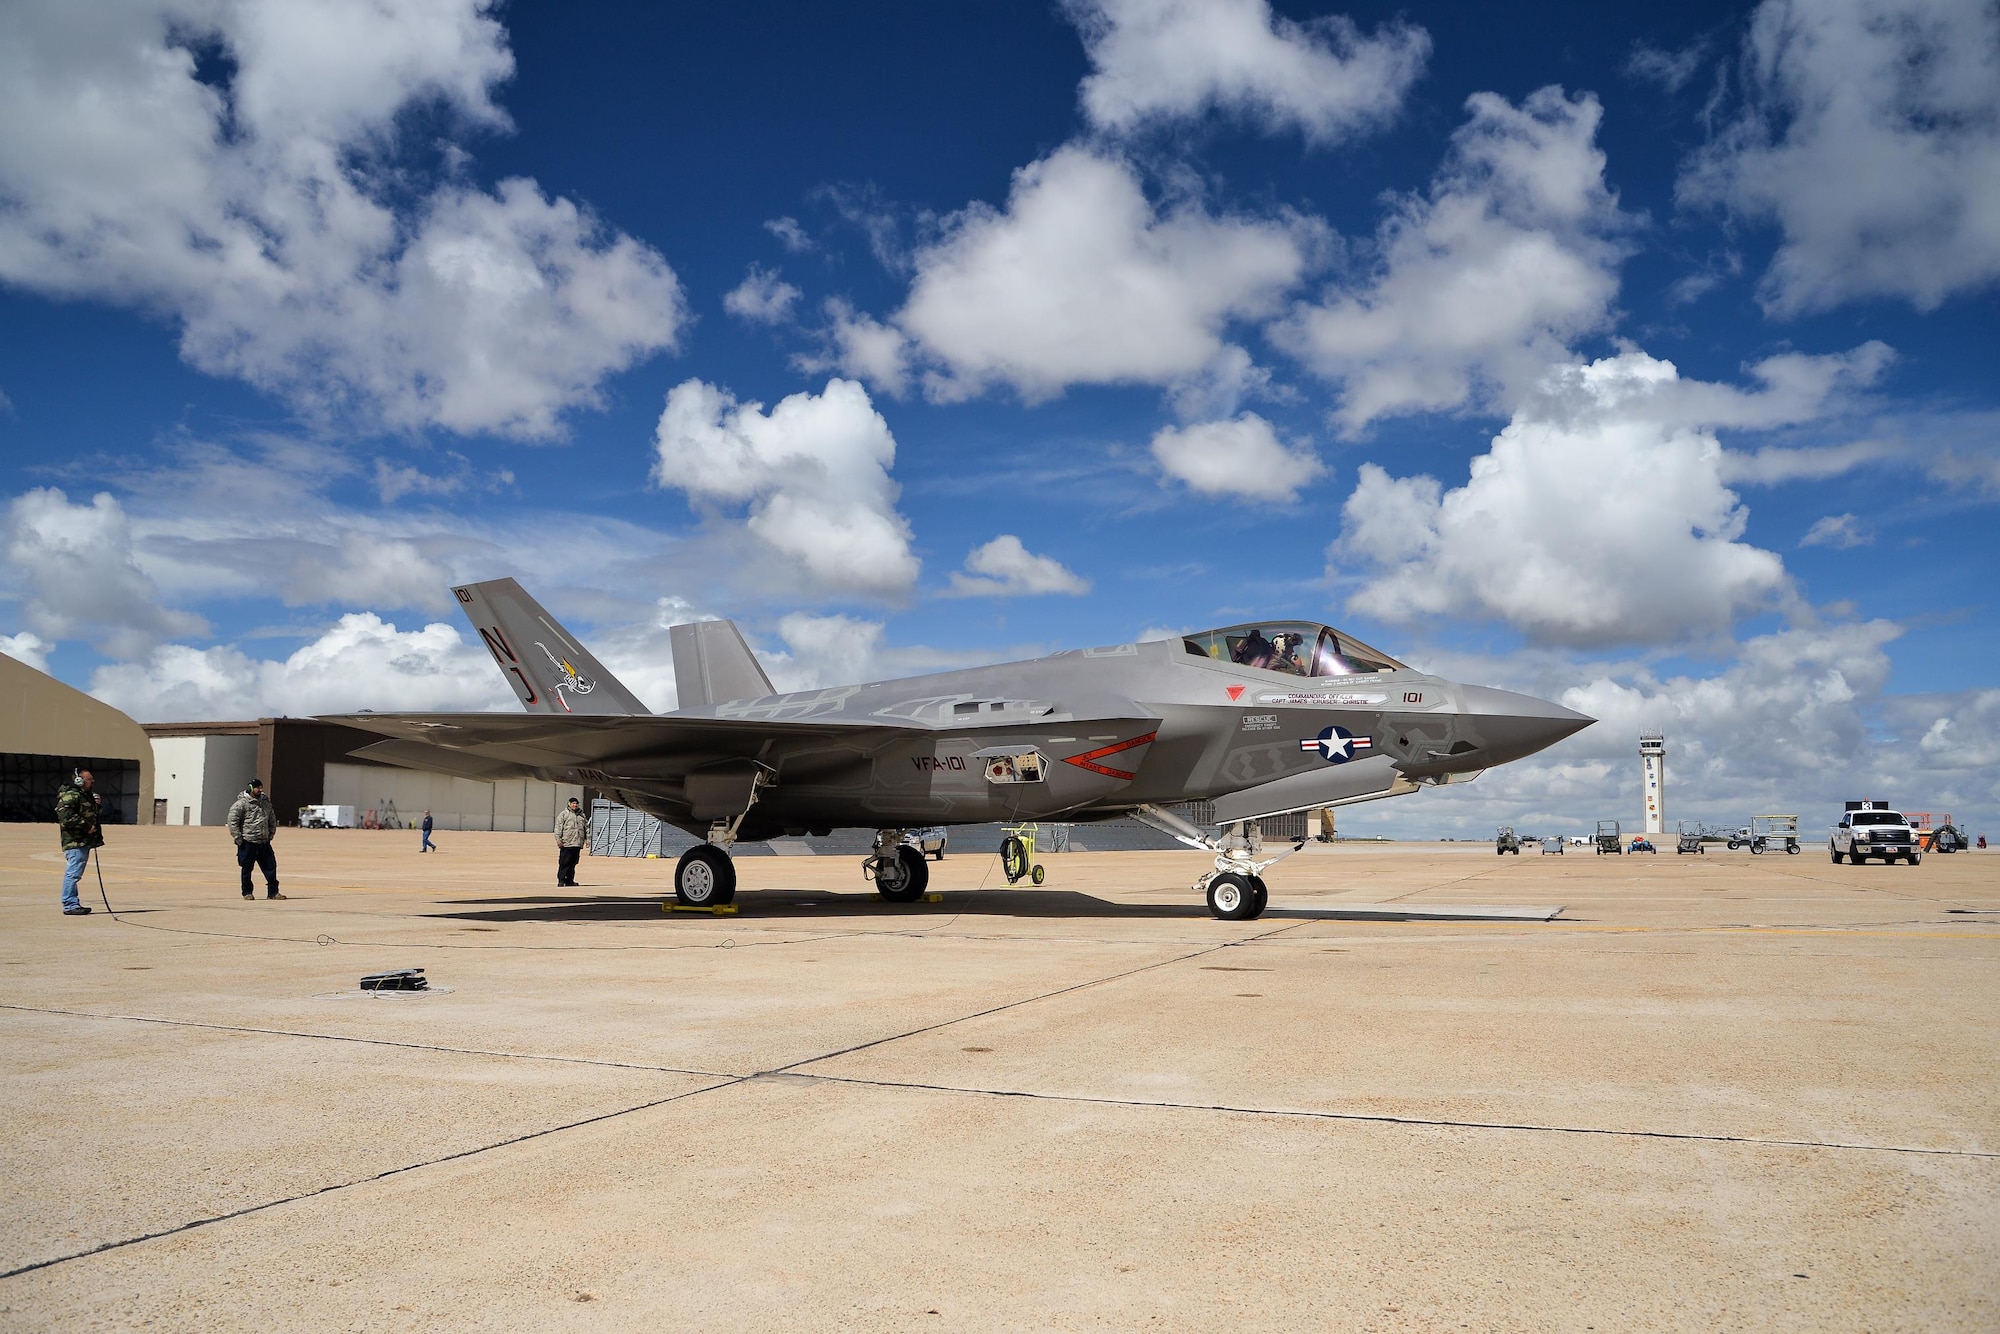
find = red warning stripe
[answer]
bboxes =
[1062,732,1157,781]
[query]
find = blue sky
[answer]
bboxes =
[2,0,1995,836]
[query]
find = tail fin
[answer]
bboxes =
[452,578,650,715]
[669,619,775,708]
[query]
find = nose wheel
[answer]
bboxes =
[1206,872,1269,921]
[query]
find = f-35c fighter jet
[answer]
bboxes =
[329,579,1592,920]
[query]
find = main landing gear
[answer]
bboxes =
[675,827,934,908]
[863,830,929,902]
[673,843,736,907]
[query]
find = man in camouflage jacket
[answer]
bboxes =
[555,796,588,887]
[56,769,104,916]
[226,777,285,900]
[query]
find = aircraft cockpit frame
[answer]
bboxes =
[1182,622,1408,679]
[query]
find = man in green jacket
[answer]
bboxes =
[226,778,285,900]
[56,769,104,916]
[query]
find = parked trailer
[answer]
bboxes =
[299,804,357,829]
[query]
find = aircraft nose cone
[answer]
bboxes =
[1454,685,1595,765]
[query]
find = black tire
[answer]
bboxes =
[1206,872,1257,921]
[1029,864,1045,885]
[1907,853,1922,867]
[674,844,736,906]
[1785,843,1800,855]
[999,835,1028,884]
[1247,877,1269,919]
[876,844,929,902]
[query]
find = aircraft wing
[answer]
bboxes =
[326,710,926,780]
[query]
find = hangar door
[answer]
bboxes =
[0,753,141,825]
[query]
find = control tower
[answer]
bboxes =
[1640,733,1665,835]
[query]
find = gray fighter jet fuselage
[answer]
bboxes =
[330,580,1592,920]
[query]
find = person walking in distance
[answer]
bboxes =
[55,769,104,916]
[227,777,285,900]
[420,810,435,853]
[555,796,587,888]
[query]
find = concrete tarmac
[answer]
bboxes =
[1,826,1995,1330]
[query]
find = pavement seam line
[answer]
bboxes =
[0,1002,734,1080]
[777,1072,2000,1161]
[0,1076,748,1284]
[766,917,1312,1075]
[0,926,1301,1281]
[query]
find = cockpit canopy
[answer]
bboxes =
[1184,622,1408,678]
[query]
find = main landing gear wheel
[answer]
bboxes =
[1206,872,1262,921]
[674,844,736,906]
[1248,876,1269,917]
[874,843,930,902]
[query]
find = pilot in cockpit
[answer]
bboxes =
[1270,632,1307,675]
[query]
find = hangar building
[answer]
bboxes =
[0,652,154,825]
[143,718,580,832]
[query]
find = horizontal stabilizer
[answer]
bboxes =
[670,619,775,708]
[453,578,649,716]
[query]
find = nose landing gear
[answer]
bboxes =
[1130,804,1296,921]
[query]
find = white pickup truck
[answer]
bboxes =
[1830,805,1921,865]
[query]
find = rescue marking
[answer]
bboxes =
[1225,685,1246,701]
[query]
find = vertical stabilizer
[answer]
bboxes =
[670,620,775,709]
[453,579,650,715]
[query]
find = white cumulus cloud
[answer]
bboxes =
[1277,86,1632,430]
[652,378,920,597]
[724,265,802,324]
[948,536,1092,597]
[88,613,510,722]
[1065,0,1429,143]
[1150,413,1324,501]
[1679,0,2000,315]
[2,488,206,657]
[1331,350,1804,647]
[0,0,684,437]
[0,631,51,673]
[894,146,1313,402]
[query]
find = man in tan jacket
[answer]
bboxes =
[227,778,285,900]
[555,796,588,888]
